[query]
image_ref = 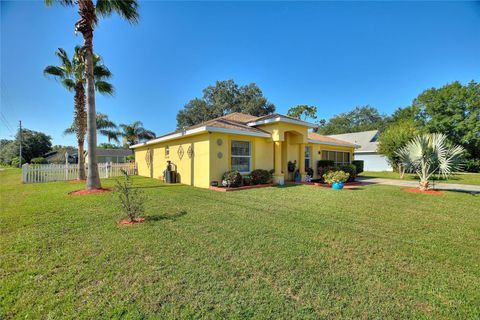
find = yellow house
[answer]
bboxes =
[131,113,355,188]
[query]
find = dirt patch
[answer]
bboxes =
[402,188,445,195]
[117,217,145,225]
[68,188,112,196]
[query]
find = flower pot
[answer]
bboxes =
[331,182,344,190]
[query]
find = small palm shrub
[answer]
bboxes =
[114,169,146,222]
[396,133,465,190]
[222,170,242,187]
[323,170,350,184]
[250,169,271,185]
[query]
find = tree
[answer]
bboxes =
[316,105,389,134]
[119,121,155,147]
[45,0,139,190]
[0,129,52,165]
[64,113,119,145]
[412,81,480,159]
[396,133,464,190]
[378,120,421,176]
[287,105,317,121]
[44,47,113,180]
[176,80,275,128]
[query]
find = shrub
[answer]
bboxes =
[250,169,271,185]
[222,170,242,187]
[317,166,335,183]
[31,157,47,164]
[337,164,357,182]
[352,160,364,174]
[323,170,350,184]
[242,175,252,186]
[317,160,335,168]
[10,156,25,168]
[306,167,314,177]
[464,159,480,173]
[114,170,145,222]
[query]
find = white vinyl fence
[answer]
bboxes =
[22,162,137,184]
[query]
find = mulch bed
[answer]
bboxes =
[297,181,370,189]
[68,188,112,196]
[117,217,145,225]
[402,188,445,195]
[210,184,274,192]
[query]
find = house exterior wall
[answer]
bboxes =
[134,133,211,188]
[308,144,354,179]
[354,152,393,172]
[208,132,274,184]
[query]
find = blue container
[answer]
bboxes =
[332,182,344,190]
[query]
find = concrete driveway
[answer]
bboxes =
[357,177,480,193]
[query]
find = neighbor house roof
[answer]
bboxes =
[328,130,379,153]
[307,132,356,147]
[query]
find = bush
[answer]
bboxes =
[317,160,335,168]
[114,170,145,222]
[464,159,480,173]
[317,166,335,183]
[222,170,242,187]
[250,169,271,185]
[306,167,314,177]
[323,170,350,184]
[242,175,252,186]
[31,157,47,164]
[352,160,364,174]
[337,164,357,182]
[10,156,25,168]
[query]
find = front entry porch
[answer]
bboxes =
[273,130,308,185]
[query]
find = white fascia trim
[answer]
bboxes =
[354,150,379,154]
[307,139,355,148]
[205,126,271,138]
[130,126,207,149]
[247,116,317,128]
[130,126,271,149]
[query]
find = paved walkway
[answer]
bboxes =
[357,177,480,193]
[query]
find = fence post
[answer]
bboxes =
[22,163,28,183]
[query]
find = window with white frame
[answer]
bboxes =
[231,140,251,173]
[305,146,311,169]
[321,150,350,165]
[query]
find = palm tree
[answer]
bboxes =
[119,121,155,147]
[44,47,113,180]
[396,133,465,191]
[45,0,139,190]
[64,113,120,145]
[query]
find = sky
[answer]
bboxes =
[1,1,479,146]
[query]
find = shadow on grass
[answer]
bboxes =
[132,183,186,190]
[145,210,187,222]
[275,184,303,188]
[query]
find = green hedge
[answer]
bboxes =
[352,160,364,174]
[222,170,242,187]
[317,160,335,168]
[336,164,357,182]
[31,157,48,164]
[250,169,271,185]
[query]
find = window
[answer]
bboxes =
[165,146,170,157]
[305,146,311,169]
[231,140,251,173]
[321,150,351,166]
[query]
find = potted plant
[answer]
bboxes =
[323,170,350,190]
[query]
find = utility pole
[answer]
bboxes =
[19,120,22,168]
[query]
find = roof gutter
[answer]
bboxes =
[307,139,356,148]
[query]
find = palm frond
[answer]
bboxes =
[94,65,112,79]
[96,113,117,129]
[96,0,140,23]
[45,0,74,6]
[43,66,66,78]
[62,79,76,92]
[95,81,115,95]
[63,124,77,135]
[55,48,73,73]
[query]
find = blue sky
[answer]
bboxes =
[1,1,479,146]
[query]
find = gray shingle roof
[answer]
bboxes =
[328,130,379,153]
[93,148,133,157]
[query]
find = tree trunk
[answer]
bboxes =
[74,81,87,180]
[78,140,86,180]
[76,0,101,189]
[419,179,430,191]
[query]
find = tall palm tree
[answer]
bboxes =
[64,113,120,145]
[44,47,113,180]
[45,0,139,190]
[119,121,155,147]
[396,133,465,190]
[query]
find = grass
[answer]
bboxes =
[360,171,480,186]
[1,168,479,319]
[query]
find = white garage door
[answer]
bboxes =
[354,153,392,172]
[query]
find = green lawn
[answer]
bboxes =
[360,171,480,186]
[1,168,479,319]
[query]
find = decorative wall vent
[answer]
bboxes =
[187,145,194,158]
[177,145,184,160]
[217,152,223,159]
[216,138,223,146]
